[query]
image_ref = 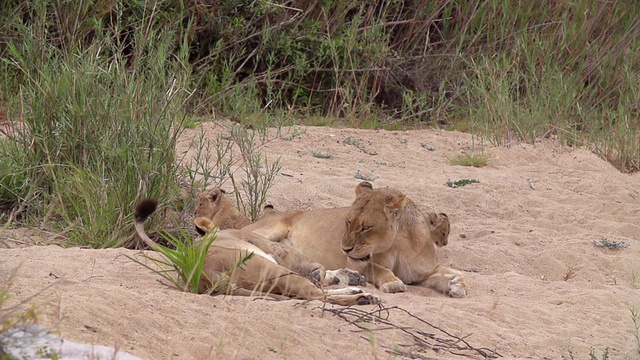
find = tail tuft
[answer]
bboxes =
[135,199,158,223]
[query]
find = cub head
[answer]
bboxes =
[428,212,450,247]
[341,182,407,261]
[195,188,228,220]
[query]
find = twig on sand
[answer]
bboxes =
[320,305,501,359]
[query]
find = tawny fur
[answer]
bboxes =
[135,199,379,305]
[197,182,467,297]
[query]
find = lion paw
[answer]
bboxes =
[325,269,367,287]
[380,280,407,293]
[356,293,383,305]
[448,274,467,298]
[309,268,323,286]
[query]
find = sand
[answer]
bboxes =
[1,123,639,359]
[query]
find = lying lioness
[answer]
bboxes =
[196,182,467,297]
[134,199,380,305]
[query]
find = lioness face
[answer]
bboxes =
[341,182,406,261]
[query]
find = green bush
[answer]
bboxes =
[0,0,639,243]
[1,3,192,246]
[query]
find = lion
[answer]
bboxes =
[195,188,253,229]
[134,199,378,306]
[197,182,467,297]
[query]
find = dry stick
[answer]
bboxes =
[321,305,501,359]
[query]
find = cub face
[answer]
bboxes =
[195,188,226,220]
[341,182,406,261]
[429,212,450,247]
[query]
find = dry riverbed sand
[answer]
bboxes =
[1,123,639,359]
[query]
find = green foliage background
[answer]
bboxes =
[0,0,639,246]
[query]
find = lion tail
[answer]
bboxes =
[134,199,162,251]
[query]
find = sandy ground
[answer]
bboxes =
[1,123,639,359]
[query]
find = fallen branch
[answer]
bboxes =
[320,305,501,359]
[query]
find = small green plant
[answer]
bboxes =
[593,237,629,249]
[446,179,480,188]
[631,306,640,356]
[129,224,253,295]
[1,267,39,333]
[311,151,333,159]
[450,153,489,167]
[355,169,379,182]
[588,347,610,360]
[343,137,378,156]
[129,227,217,294]
[227,124,283,222]
[279,127,306,141]
[179,121,283,223]
[183,118,205,129]
[420,143,436,151]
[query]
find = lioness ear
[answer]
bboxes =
[385,194,406,219]
[355,181,373,197]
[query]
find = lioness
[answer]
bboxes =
[197,182,467,297]
[134,199,379,306]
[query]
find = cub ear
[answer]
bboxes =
[208,188,223,203]
[194,216,215,235]
[355,181,373,197]
[384,194,406,219]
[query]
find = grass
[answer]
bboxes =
[130,228,218,294]
[342,137,378,156]
[354,169,379,182]
[633,307,640,356]
[450,153,490,167]
[593,237,629,249]
[0,1,638,248]
[0,8,192,247]
[311,151,333,159]
[446,179,480,188]
[129,202,253,295]
[0,1,638,172]
[1,267,39,334]
[420,143,436,151]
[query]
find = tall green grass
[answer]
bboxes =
[1,4,193,247]
[455,1,640,171]
[1,1,640,246]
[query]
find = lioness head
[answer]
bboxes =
[341,182,407,261]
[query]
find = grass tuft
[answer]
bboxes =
[446,179,480,188]
[593,237,629,249]
[312,151,333,159]
[450,153,490,167]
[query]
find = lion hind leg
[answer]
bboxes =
[420,266,467,298]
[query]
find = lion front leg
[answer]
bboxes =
[361,262,407,293]
[420,265,467,298]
